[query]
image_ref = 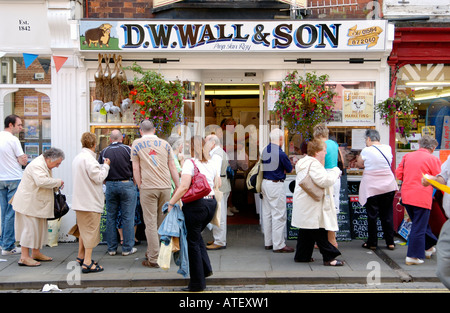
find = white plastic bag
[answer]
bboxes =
[157,238,173,270]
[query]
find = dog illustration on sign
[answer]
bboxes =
[83,23,113,48]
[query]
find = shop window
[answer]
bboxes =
[7,89,51,162]
[89,79,201,153]
[396,64,450,151]
[1,56,51,85]
[265,80,376,170]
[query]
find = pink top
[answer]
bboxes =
[396,148,442,209]
[358,169,398,206]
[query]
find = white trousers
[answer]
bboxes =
[261,179,287,250]
[212,191,230,246]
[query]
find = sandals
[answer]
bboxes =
[82,260,104,273]
[18,258,41,267]
[323,259,345,266]
[362,242,377,250]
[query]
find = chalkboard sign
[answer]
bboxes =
[348,180,361,195]
[349,196,383,240]
[336,175,351,241]
[286,196,299,240]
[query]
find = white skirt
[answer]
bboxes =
[15,212,48,249]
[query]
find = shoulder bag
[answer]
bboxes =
[181,159,212,203]
[298,161,325,202]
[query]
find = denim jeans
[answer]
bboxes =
[0,180,20,251]
[105,180,137,253]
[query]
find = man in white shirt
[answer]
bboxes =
[205,134,231,250]
[0,115,27,255]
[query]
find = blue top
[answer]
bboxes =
[324,139,339,169]
[158,203,189,277]
[261,143,293,180]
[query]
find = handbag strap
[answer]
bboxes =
[190,158,199,174]
[372,145,390,167]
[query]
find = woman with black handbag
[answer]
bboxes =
[167,136,220,292]
[12,148,65,267]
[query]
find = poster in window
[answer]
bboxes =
[24,143,39,163]
[24,96,39,116]
[24,119,39,139]
[42,119,51,139]
[42,143,51,153]
[41,96,51,116]
[343,89,375,123]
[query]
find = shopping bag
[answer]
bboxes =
[157,238,173,270]
[210,189,222,227]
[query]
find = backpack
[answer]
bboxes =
[246,159,263,193]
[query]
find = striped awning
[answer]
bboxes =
[153,0,184,9]
[277,0,307,7]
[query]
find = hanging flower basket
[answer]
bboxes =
[274,70,337,139]
[126,63,185,137]
[374,89,416,137]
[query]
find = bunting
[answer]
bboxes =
[52,56,68,73]
[9,53,69,73]
[23,53,38,68]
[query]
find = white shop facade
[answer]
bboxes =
[1,15,394,240]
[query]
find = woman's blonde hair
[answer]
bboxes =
[313,123,329,139]
[81,132,96,149]
[307,138,325,157]
[190,135,210,163]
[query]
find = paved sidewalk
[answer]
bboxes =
[0,224,443,291]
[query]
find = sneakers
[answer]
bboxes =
[108,247,137,256]
[122,247,137,256]
[405,257,424,265]
[2,247,21,256]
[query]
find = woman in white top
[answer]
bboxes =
[356,129,398,250]
[168,136,220,292]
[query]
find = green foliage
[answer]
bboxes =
[126,63,184,136]
[274,71,336,140]
[374,89,416,137]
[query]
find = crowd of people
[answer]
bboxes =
[1,114,449,291]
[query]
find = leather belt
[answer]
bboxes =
[107,178,132,182]
[268,179,284,183]
[203,195,215,199]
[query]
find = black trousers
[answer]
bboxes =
[183,197,217,290]
[295,228,341,263]
[365,191,396,247]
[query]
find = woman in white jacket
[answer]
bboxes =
[12,148,65,267]
[71,132,110,273]
[292,139,344,266]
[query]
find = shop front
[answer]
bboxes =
[387,27,450,237]
[74,19,394,241]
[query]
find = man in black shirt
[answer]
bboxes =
[99,130,137,256]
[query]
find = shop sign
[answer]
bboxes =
[79,20,387,52]
[342,89,375,124]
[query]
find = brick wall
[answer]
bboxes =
[85,0,384,19]
[87,0,155,19]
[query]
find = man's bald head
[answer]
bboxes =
[110,129,123,143]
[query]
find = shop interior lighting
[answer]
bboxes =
[405,81,450,86]
[414,92,450,101]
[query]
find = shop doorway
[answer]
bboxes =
[205,83,260,225]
